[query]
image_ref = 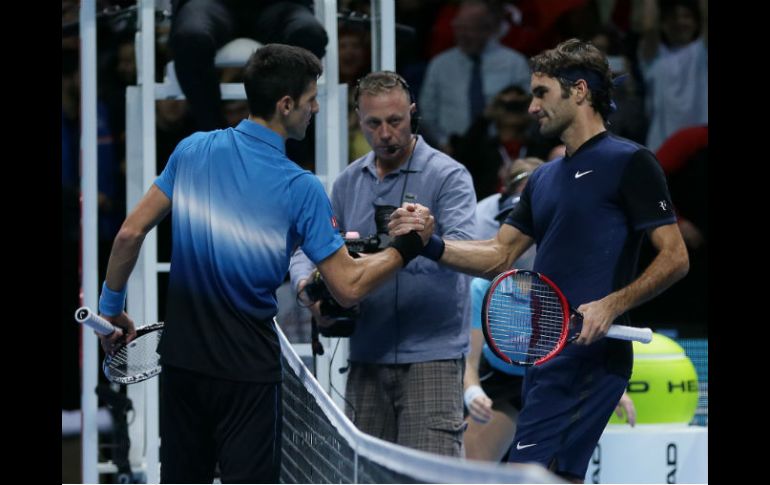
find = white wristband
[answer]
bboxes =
[463,385,487,409]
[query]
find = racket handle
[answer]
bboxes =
[607,324,653,343]
[74,306,116,336]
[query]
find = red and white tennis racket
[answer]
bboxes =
[481,269,652,367]
[75,307,164,384]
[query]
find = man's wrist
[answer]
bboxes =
[99,281,126,317]
[421,234,445,261]
[388,231,423,266]
[464,385,486,408]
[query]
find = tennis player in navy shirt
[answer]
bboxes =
[391,38,689,483]
[95,44,430,483]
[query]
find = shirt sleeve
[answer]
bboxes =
[292,173,345,264]
[435,165,479,240]
[288,248,316,294]
[154,144,179,198]
[620,149,678,231]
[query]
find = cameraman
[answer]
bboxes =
[290,71,477,457]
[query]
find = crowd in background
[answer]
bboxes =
[62,0,707,412]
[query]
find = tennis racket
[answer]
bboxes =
[74,306,164,384]
[481,269,652,367]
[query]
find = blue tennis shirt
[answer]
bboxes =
[505,132,677,376]
[155,119,344,382]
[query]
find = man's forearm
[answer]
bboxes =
[441,227,534,279]
[441,239,512,279]
[104,228,147,291]
[606,240,689,317]
[103,184,171,293]
[319,246,409,308]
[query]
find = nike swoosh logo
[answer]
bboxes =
[574,170,594,179]
[516,442,537,450]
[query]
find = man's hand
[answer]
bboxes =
[574,295,621,345]
[614,391,637,427]
[98,312,136,355]
[388,203,434,244]
[468,393,494,424]
[297,277,337,328]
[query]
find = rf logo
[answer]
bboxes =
[658,201,667,211]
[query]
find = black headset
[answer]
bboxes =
[353,71,421,134]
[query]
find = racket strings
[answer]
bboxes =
[107,330,163,379]
[487,274,565,365]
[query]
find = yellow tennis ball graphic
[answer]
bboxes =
[609,333,699,424]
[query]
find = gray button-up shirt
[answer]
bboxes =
[290,136,478,363]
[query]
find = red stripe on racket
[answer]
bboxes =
[481,269,652,367]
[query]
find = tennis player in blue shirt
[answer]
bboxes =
[95,44,430,483]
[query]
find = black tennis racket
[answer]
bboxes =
[481,269,652,367]
[74,306,163,384]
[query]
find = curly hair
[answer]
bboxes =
[530,38,614,120]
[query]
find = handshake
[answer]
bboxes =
[386,203,445,265]
[388,203,434,242]
[298,203,442,333]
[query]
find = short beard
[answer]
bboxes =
[539,116,569,139]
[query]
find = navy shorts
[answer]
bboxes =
[160,365,282,483]
[506,355,627,480]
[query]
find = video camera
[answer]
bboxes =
[301,205,396,337]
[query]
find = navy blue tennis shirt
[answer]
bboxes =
[154,119,345,382]
[505,132,677,375]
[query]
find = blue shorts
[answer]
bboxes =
[506,355,627,480]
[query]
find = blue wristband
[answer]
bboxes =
[99,281,127,317]
[421,234,445,261]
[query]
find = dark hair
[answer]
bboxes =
[494,84,531,112]
[530,38,614,120]
[243,44,323,120]
[497,84,528,98]
[659,0,702,44]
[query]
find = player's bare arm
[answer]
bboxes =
[318,210,429,307]
[100,184,172,350]
[575,223,689,345]
[390,204,534,279]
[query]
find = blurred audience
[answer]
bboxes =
[419,0,530,153]
[638,0,707,152]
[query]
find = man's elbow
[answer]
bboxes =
[115,224,146,247]
[334,286,363,309]
[326,280,363,308]
[672,247,690,282]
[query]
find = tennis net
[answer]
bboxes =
[277,325,562,484]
